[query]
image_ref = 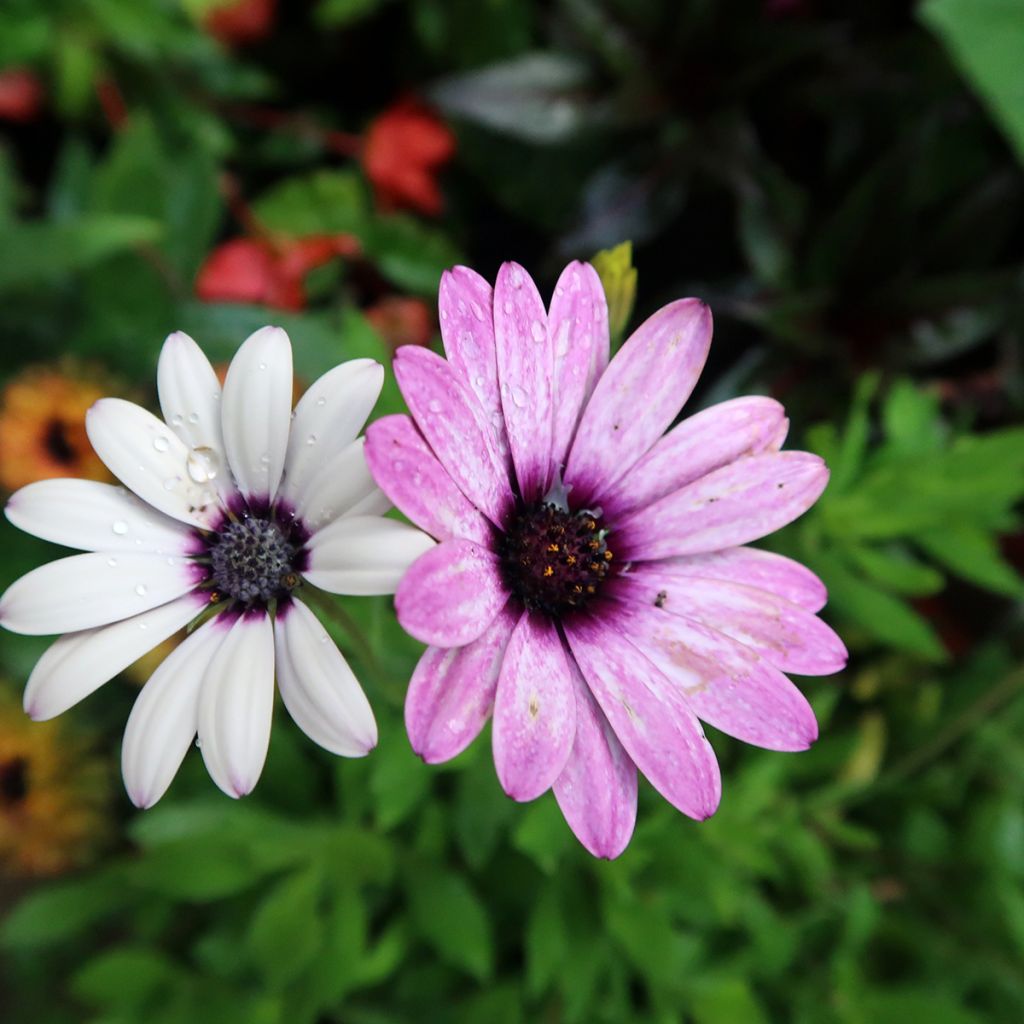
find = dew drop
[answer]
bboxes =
[163,476,179,491]
[316,396,327,407]
[260,453,271,466]
[111,520,129,536]
[138,622,148,631]
[186,447,219,484]
[153,435,170,453]
[258,361,267,370]
[470,301,485,322]
[510,265,524,288]
[135,584,148,597]
[474,375,486,389]
[188,412,200,425]
[502,300,513,314]
[107,557,118,567]
[306,434,317,446]
[511,385,527,408]
[427,398,443,414]
[531,320,545,343]
[170,413,184,427]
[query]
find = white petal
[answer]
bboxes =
[23,594,201,721]
[277,359,384,505]
[293,437,389,532]
[197,611,276,798]
[221,326,293,501]
[274,598,377,756]
[303,516,436,595]
[157,331,233,499]
[86,398,219,529]
[6,480,193,555]
[121,617,225,808]
[0,552,200,636]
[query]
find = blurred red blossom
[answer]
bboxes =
[195,233,359,312]
[0,68,43,122]
[204,0,277,46]
[365,295,434,349]
[362,100,456,217]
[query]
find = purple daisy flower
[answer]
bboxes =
[366,261,846,859]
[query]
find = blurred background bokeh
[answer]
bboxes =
[1,1,1023,1021]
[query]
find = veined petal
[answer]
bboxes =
[393,345,513,529]
[564,615,721,821]
[293,437,387,533]
[553,657,637,859]
[0,552,200,636]
[492,611,576,801]
[197,611,276,799]
[565,298,712,498]
[6,479,193,555]
[439,266,511,467]
[493,261,553,502]
[616,451,829,561]
[600,396,787,519]
[405,605,517,763]
[612,569,847,676]
[365,414,492,546]
[121,616,225,808]
[22,593,201,721]
[278,359,384,505]
[274,598,377,756]
[548,261,610,473]
[394,538,510,647]
[86,398,218,529]
[304,516,435,595]
[609,600,819,752]
[221,326,293,501]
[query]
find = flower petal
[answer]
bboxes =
[0,552,200,636]
[600,396,787,519]
[657,547,828,612]
[616,451,829,561]
[221,326,293,501]
[274,598,377,756]
[197,611,276,798]
[364,414,492,545]
[609,600,819,752]
[393,345,513,528]
[564,614,721,820]
[22,593,201,721]
[492,611,576,801]
[304,516,435,595]
[405,604,517,763]
[548,261,610,473]
[86,398,219,529]
[278,358,384,505]
[565,298,712,498]
[553,657,637,859]
[293,437,388,533]
[6,479,193,555]
[121,617,225,808]
[394,538,510,647]
[439,266,511,467]
[493,262,553,502]
[612,568,847,676]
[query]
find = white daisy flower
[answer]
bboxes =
[0,327,434,807]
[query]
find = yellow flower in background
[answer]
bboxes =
[0,689,111,877]
[0,365,109,492]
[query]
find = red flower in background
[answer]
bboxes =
[204,0,277,46]
[362,100,456,217]
[0,68,44,123]
[365,296,434,350]
[195,234,359,312]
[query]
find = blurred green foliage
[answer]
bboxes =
[1,1,1023,1023]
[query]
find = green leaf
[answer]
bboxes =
[252,170,369,238]
[591,240,637,348]
[315,0,390,27]
[691,976,770,1024]
[916,524,1024,597]
[70,946,179,1011]
[361,214,462,295]
[857,987,987,1024]
[845,544,945,597]
[829,372,878,494]
[524,883,569,996]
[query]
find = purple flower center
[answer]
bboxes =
[499,502,614,617]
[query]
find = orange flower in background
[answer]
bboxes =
[0,692,111,877]
[362,100,456,217]
[365,295,434,350]
[195,233,359,312]
[204,0,277,46]
[0,68,44,123]
[0,366,108,492]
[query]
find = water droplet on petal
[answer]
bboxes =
[470,301,485,322]
[107,557,118,567]
[510,265,524,288]
[111,520,129,536]
[186,447,219,484]
[427,399,443,414]
[306,434,317,446]
[135,584,148,597]
[511,385,527,408]
[316,396,327,407]
[163,476,180,492]
[502,300,513,314]
[258,361,267,371]
[170,413,184,427]
[188,412,200,425]
[153,436,170,453]
[531,320,545,343]
[260,453,271,466]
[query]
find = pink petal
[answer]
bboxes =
[616,451,829,561]
[493,262,553,502]
[395,538,510,647]
[492,611,576,802]
[611,569,847,676]
[564,614,721,820]
[405,605,518,763]
[565,298,712,499]
[599,396,787,519]
[656,547,828,612]
[439,266,512,469]
[393,345,513,529]
[548,261,610,474]
[553,656,637,859]
[365,414,492,546]
[608,600,819,752]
